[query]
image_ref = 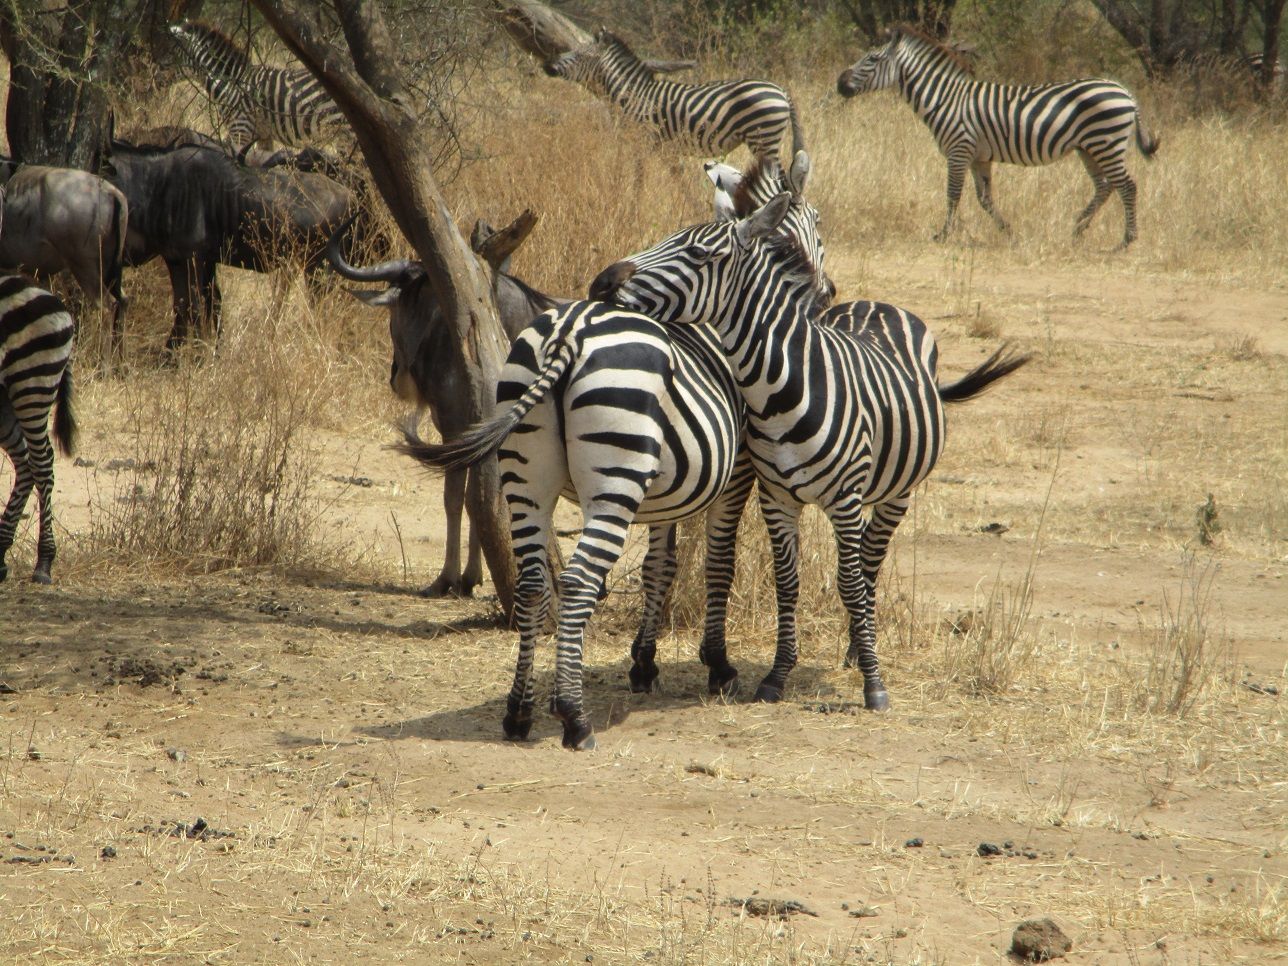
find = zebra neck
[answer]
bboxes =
[711,278,817,416]
[599,59,660,116]
[195,36,249,81]
[898,62,964,123]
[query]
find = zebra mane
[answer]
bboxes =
[594,30,657,79]
[890,24,974,76]
[178,21,250,73]
[729,158,785,218]
[763,222,821,296]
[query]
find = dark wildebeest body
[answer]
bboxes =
[0,161,129,354]
[328,211,566,597]
[101,140,354,349]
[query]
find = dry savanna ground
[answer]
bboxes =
[2,43,1287,966]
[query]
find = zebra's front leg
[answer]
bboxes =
[698,454,756,697]
[934,155,970,242]
[502,546,553,742]
[629,524,677,693]
[971,160,1010,234]
[838,495,909,711]
[753,493,803,704]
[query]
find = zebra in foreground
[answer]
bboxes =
[545,29,805,166]
[396,160,831,751]
[1,275,76,585]
[591,151,1029,709]
[169,21,345,151]
[837,26,1159,248]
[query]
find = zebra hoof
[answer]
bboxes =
[628,663,660,693]
[753,681,784,704]
[30,570,52,586]
[561,719,596,751]
[864,687,890,712]
[502,715,533,741]
[707,665,739,698]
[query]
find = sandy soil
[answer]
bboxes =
[2,245,1286,964]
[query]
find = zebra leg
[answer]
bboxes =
[24,430,57,584]
[1073,150,1112,237]
[628,524,676,693]
[1108,168,1140,250]
[420,466,467,597]
[698,453,756,697]
[970,160,1010,233]
[753,493,803,704]
[503,542,553,742]
[934,154,970,242]
[0,411,32,584]
[839,495,909,711]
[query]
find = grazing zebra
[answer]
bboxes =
[396,159,832,751]
[590,151,1029,709]
[1248,53,1285,91]
[0,275,76,585]
[836,26,1159,248]
[545,29,805,165]
[169,21,345,151]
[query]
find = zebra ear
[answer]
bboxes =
[735,192,791,248]
[785,151,811,198]
[705,161,743,221]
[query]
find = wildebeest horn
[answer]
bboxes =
[325,214,419,283]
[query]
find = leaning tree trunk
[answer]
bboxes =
[490,0,694,71]
[251,0,516,620]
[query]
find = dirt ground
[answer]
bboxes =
[2,242,1286,964]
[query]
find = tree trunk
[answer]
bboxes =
[1262,0,1286,92]
[250,0,516,620]
[489,0,694,71]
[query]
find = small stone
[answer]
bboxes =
[100,845,117,859]
[978,842,1003,857]
[893,927,908,938]
[904,837,924,848]
[1011,918,1072,961]
[166,748,188,762]
[849,906,879,918]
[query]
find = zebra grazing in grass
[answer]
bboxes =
[396,160,831,752]
[591,151,1030,710]
[0,275,76,585]
[545,29,805,165]
[837,26,1159,248]
[1248,53,1285,91]
[169,21,344,151]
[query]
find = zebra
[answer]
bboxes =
[589,151,1030,710]
[836,26,1159,249]
[1,274,77,585]
[1248,53,1285,92]
[544,29,805,166]
[169,21,345,152]
[395,159,832,751]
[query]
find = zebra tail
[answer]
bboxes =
[938,344,1031,404]
[1135,111,1160,159]
[53,365,77,457]
[393,323,578,475]
[788,95,807,157]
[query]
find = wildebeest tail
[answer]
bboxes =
[938,344,1030,404]
[53,365,76,457]
[395,314,579,474]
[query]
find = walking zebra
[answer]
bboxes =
[837,26,1159,248]
[1,275,76,585]
[545,29,805,165]
[169,21,345,151]
[396,160,831,751]
[590,151,1029,709]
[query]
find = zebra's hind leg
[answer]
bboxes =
[0,406,32,584]
[753,493,803,704]
[934,154,971,242]
[970,160,1010,234]
[837,495,909,711]
[1073,150,1113,238]
[698,453,756,697]
[629,524,677,693]
[1110,170,1140,250]
[503,543,553,742]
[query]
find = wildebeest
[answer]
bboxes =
[327,210,565,597]
[0,158,129,355]
[100,138,356,350]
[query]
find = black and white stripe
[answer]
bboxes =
[592,152,1029,709]
[170,21,345,151]
[546,29,805,165]
[0,275,76,585]
[837,26,1159,248]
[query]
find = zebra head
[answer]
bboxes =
[837,33,902,97]
[169,20,246,77]
[591,152,829,324]
[543,36,605,86]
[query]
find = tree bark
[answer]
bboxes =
[1262,0,1286,92]
[488,0,693,71]
[251,0,516,620]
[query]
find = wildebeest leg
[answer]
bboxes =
[165,259,200,354]
[460,468,484,596]
[419,466,468,598]
[202,260,223,343]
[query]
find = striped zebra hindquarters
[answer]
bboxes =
[0,275,76,584]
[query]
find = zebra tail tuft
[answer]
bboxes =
[938,344,1031,404]
[788,95,807,158]
[1136,112,1160,159]
[53,365,77,457]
